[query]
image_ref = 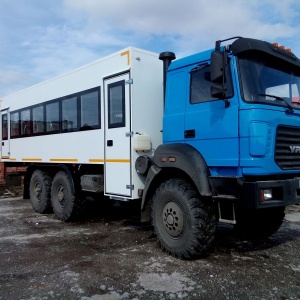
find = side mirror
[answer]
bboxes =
[210,50,231,107]
[211,84,225,98]
[210,50,224,83]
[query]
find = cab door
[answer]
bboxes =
[104,73,132,197]
[0,108,10,160]
[184,63,239,167]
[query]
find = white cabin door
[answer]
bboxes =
[0,108,10,160]
[104,73,132,197]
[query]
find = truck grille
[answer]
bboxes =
[275,125,300,170]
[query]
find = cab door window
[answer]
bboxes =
[190,63,233,104]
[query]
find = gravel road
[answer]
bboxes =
[0,197,299,300]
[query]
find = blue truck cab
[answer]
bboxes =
[144,37,300,259]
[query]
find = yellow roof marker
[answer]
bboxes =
[121,50,130,65]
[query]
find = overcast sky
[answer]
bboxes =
[0,0,299,97]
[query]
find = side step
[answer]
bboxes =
[213,195,238,225]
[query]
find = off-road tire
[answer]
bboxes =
[29,170,52,213]
[235,207,285,239]
[152,178,216,259]
[51,171,82,221]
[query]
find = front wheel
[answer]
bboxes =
[152,179,216,259]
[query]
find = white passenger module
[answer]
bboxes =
[0,48,163,199]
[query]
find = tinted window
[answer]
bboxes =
[62,96,78,131]
[8,86,101,138]
[108,81,125,128]
[238,55,300,109]
[2,114,8,140]
[46,102,59,132]
[32,105,45,134]
[190,63,233,104]
[190,65,217,104]
[20,109,31,136]
[10,112,20,138]
[80,90,100,130]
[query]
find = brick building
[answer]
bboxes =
[0,162,27,186]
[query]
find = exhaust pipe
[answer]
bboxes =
[159,51,176,104]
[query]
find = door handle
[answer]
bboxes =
[107,140,113,146]
[184,129,195,138]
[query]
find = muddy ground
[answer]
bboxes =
[0,196,299,300]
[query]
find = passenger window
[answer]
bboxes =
[46,102,60,132]
[2,114,8,140]
[108,81,125,128]
[32,105,45,134]
[62,96,78,131]
[20,109,32,136]
[10,112,20,138]
[80,90,100,130]
[8,86,101,138]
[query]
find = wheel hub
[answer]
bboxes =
[34,183,42,199]
[167,214,174,225]
[162,202,184,237]
[57,186,65,203]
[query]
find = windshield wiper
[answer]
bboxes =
[258,93,294,113]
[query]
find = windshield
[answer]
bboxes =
[238,54,300,109]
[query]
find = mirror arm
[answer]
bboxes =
[222,51,230,108]
[224,99,230,108]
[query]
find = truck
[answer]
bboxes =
[1,37,300,259]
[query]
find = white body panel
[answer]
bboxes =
[0,47,164,199]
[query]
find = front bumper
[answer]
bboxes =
[243,178,300,209]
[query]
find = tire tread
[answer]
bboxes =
[29,170,52,213]
[152,178,216,259]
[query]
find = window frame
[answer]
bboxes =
[190,63,217,104]
[20,108,32,137]
[61,95,79,132]
[32,104,45,135]
[5,86,101,140]
[2,113,8,140]
[107,80,125,129]
[80,87,101,131]
[10,111,20,139]
[189,61,234,104]
[45,100,60,133]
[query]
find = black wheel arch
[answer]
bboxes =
[141,143,212,211]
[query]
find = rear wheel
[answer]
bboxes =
[152,178,216,259]
[51,171,82,221]
[29,170,52,213]
[235,207,285,239]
